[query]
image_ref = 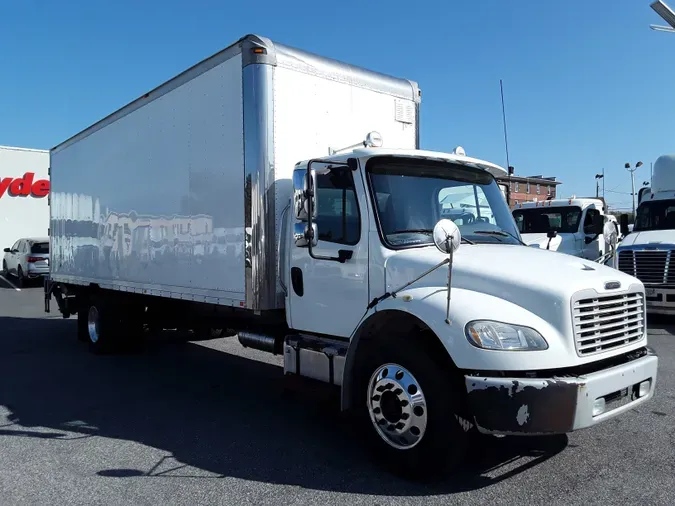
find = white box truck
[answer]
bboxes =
[617,154,675,314]
[44,34,658,478]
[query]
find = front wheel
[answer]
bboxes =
[354,335,468,480]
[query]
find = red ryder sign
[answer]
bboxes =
[0,172,50,198]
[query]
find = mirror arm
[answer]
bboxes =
[305,158,355,263]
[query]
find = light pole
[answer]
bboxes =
[625,161,644,220]
[595,173,604,198]
[650,1,675,32]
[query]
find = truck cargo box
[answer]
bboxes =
[49,34,420,311]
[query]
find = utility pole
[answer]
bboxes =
[625,161,644,220]
[595,172,604,198]
[499,79,511,172]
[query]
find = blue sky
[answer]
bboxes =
[0,0,672,210]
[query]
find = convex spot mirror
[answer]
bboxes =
[294,222,318,248]
[433,219,461,255]
[547,230,558,239]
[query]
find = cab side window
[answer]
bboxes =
[584,209,600,234]
[11,241,20,252]
[315,170,361,245]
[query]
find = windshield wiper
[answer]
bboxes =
[473,230,526,246]
[389,229,433,235]
[389,229,474,244]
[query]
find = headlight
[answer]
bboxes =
[465,320,548,351]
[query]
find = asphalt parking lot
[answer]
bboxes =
[0,276,673,505]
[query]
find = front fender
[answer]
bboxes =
[352,286,577,372]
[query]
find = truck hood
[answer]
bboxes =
[521,232,569,252]
[384,244,641,335]
[619,229,675,249]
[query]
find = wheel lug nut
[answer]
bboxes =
[401,413,409,420]
[395,422,405,429]
[393,388,403,395]
[373,407,381,414]
[372,395,381,401]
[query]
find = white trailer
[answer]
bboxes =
[45,34,658,479]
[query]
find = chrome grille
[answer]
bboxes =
[572,292,645,356]
[617,249,671,285]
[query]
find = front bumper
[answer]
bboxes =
[464,347,658,435]
[644,286,675,315]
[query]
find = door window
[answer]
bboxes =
[315,170,361,245]
[584,209,600,234]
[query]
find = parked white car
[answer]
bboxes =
[2,237,50,286]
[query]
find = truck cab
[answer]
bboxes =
[512,198,614,261]
[617,154,675,314]
[284,141,656,475]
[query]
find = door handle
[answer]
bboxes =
[291,267,304,297]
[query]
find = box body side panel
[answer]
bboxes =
[50,54,246,307]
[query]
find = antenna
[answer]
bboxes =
[500,79,511,171]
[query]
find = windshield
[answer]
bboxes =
[513,206,582,234]
[634,200,675,231]
[367,157,521,248]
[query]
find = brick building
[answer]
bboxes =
[497,173,562,209]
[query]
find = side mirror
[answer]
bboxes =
[3,248,9,253]
[293,169,318,221]
[432,219,461,255]
[620,214,629,236]
[547,230,558,239]
[294,222,318,248]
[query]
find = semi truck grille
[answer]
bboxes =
[617,250,670,284]
[572,291,645,356]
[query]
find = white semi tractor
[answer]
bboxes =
[44,34,658,478]
[617,154,675,314]
[513,197,620,263]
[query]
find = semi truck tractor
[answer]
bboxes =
[617,154,675,314]
[44,34,658,478]
[512,197,620,263]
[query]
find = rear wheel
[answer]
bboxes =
[353,334,468,480]
[16,267,24,288]
[1,260,6,276]
[79,295,140,354]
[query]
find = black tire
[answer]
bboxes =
[16,267,24,288]
[352,334,468,480]
[81,296,125,354]
[1,260,7,276]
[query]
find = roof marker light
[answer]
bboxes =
[452,146,466,156]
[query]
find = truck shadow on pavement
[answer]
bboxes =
[0,316,567,495]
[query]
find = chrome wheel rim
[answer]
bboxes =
[87,306,100,343]
[367,363,428,450]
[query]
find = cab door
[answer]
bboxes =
[287,166,370,338]
[581,207,603,260]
